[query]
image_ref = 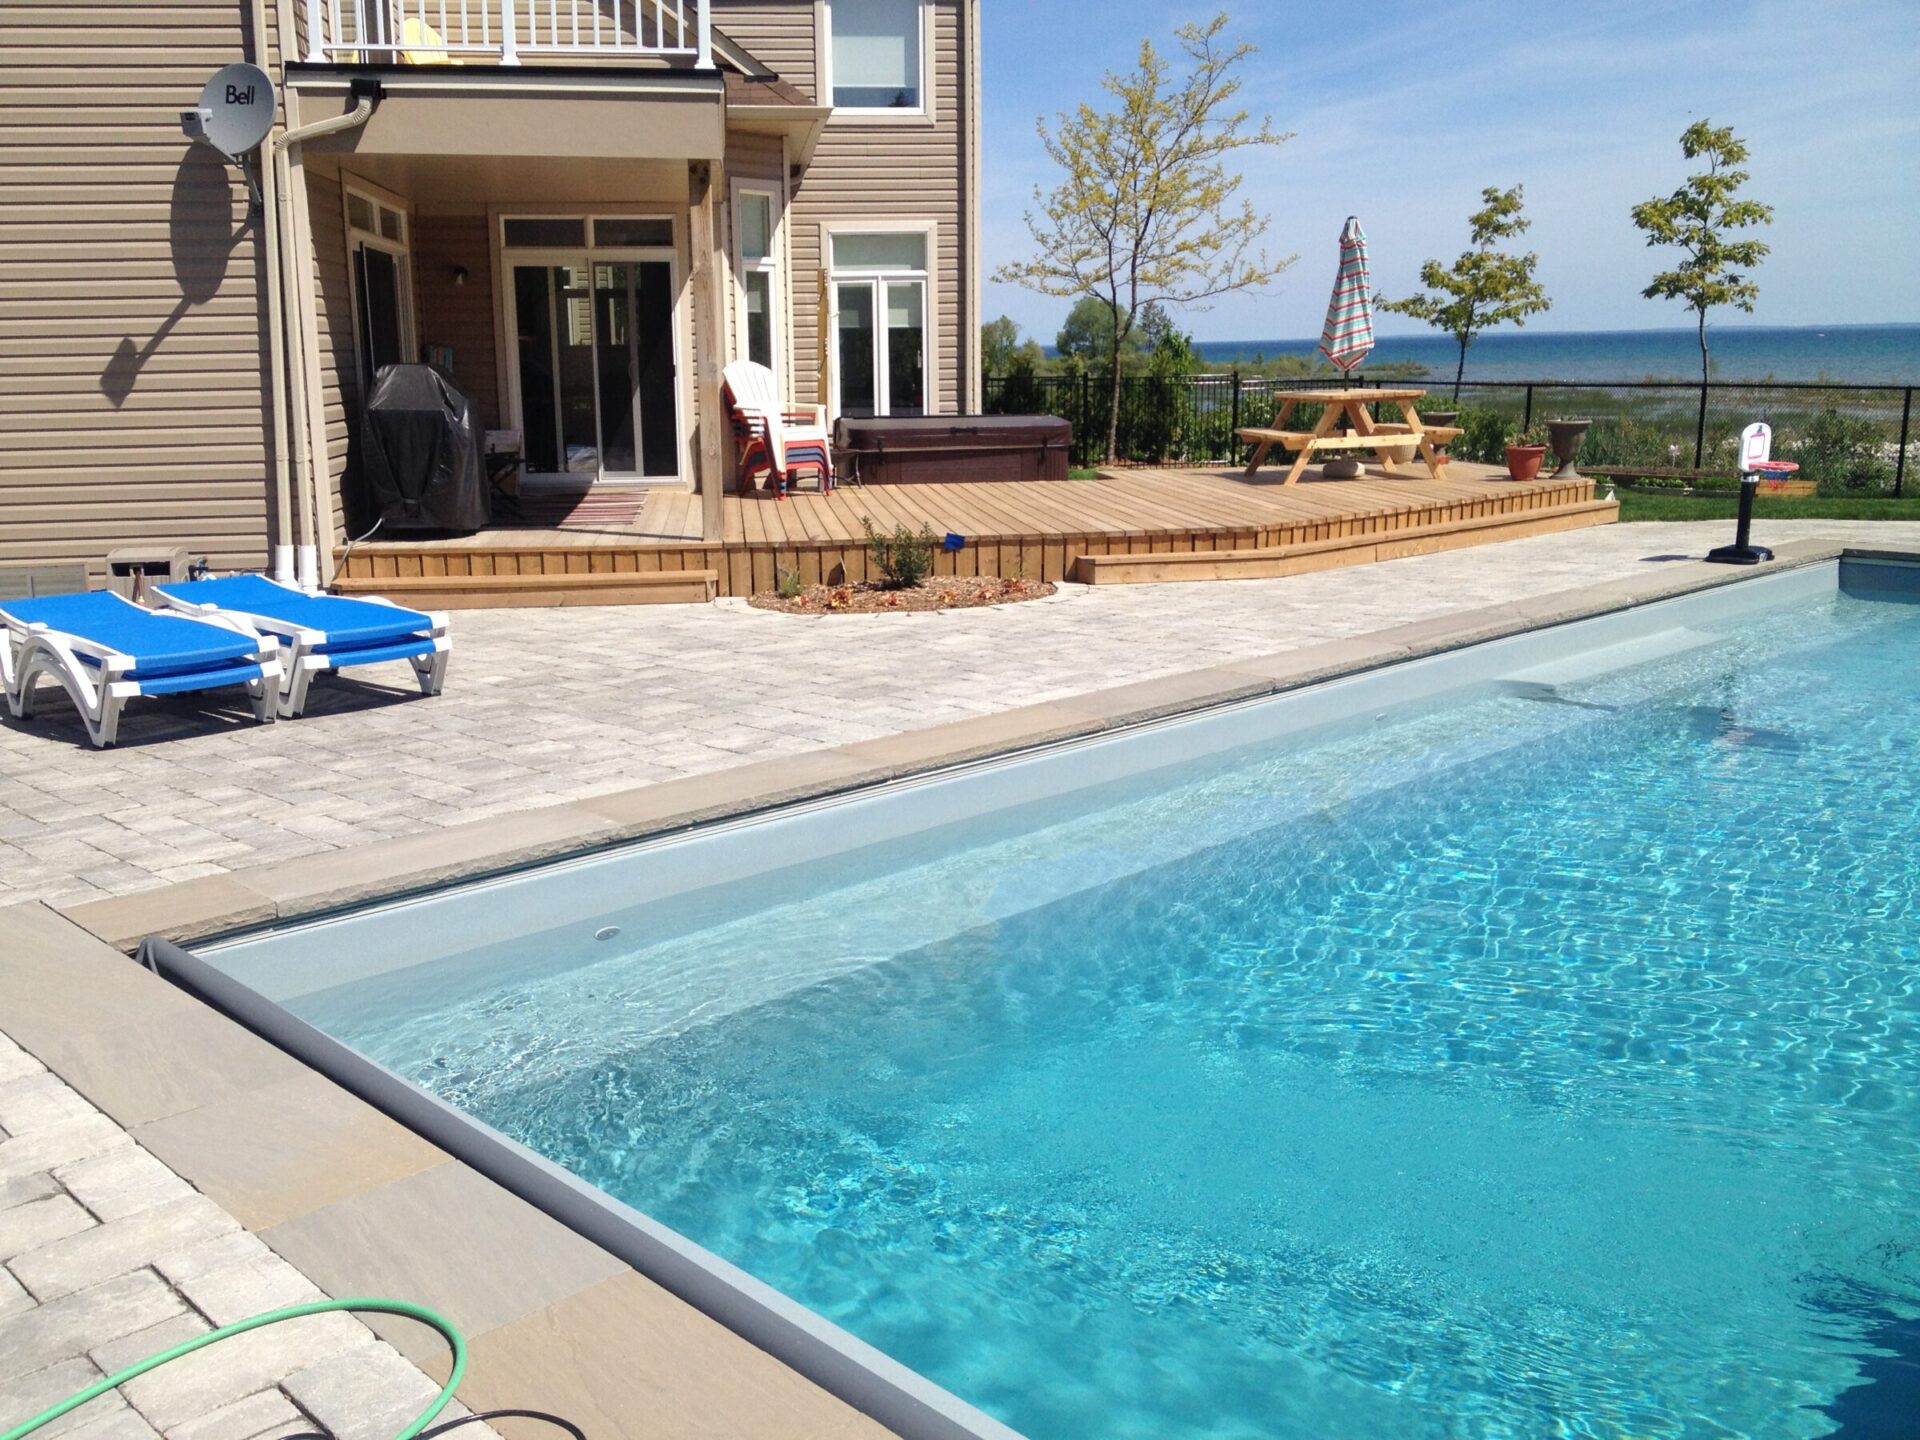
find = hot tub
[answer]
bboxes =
[833,414,1070,484]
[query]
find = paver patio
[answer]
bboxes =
[5,519,1917,909]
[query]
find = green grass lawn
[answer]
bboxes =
[1615,492,1920,523]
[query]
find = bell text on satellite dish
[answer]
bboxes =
[196,63,277,159]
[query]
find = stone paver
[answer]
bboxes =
[0,1032,500,1440]
[4,520,1916,909]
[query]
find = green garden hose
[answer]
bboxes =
[0,1298,467,1440]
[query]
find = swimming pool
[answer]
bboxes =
[176,558,1920,1439]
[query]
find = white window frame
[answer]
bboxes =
[493,208,689,484]
[732,183,784,384]
[341,177,416,395]
[817,0,934,122]
[823,219,937,421]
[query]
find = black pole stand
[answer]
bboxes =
[1704,468,1773,565]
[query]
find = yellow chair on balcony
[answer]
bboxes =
[399,16,462,65]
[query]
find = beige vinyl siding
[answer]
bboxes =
[0,1,280,576]
[712,0,818,95]
[414,215,501,431]
[716,1,970,414]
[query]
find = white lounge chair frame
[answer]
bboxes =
[154,582,451,719]
[0,597,281,748]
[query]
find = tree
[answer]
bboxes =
[1055,296,1148,373]
[995,12,1292,462]
[1631,120,1773,389]
[981,315,1023,376]
[1380,185,1551,400]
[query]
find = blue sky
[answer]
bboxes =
[979,0,1920,345]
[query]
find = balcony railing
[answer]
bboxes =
[303,0,713,68]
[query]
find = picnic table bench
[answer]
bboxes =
[1235,388,1461,484]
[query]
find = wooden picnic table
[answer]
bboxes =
[1235,387,1462,484]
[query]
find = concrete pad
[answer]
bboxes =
[1048,667,1272,725]
[440,1271,893,1440]
[577,748,892,832]
[61,876,277,955]
[239,805,622,918]
[261,1161,627,1365]
[131,1072,445,1232]
[835,703,1093,771]
[0,904,205,1054]
[32,1007,309,1130]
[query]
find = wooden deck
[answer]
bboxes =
[333,462,1617,605]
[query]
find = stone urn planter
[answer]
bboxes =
[1546,419,1592,480]
[1424,410,1459,460]
[1505,444,1547,482]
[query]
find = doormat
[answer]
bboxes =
[496,487,648,532]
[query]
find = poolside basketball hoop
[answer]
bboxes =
[1705,422,1788,566]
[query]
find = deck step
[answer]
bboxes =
[332,569,718,608]
[1069,497,1619,585]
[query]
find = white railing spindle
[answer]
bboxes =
[310,0,702,60]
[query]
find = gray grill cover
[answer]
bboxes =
[359,364,489,531]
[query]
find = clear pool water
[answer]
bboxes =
[299,580,1919,1439]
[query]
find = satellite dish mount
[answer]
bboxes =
[181,63,278,213]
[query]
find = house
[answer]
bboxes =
[0,1,984,593]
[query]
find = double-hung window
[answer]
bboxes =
[825,0,924,112]
[735,188,780,372]
[830,229,928,418]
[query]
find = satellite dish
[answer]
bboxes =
[191,63,277,159]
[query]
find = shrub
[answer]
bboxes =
[1452,407,1513,463]
[775,565,806,600]
[861,516,937,589]
[1787,407,1893,495]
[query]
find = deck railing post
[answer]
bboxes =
[695,0,712,67]
[499,0,519,62]
[1693,380,1709,468]
[1896,386,1912,498]
[1229,369,1241,462]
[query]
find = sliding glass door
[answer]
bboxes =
[508,248,679,482]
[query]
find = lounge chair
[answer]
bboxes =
[151,575,449,719]
[0,590,281,748]
[722,360,833,498]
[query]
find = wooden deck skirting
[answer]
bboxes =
[333,466,1613,604]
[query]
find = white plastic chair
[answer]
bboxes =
[722,361,833,498]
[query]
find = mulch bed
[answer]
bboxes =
[748,575,1056,614]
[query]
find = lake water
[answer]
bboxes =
[1184,324,1920,384]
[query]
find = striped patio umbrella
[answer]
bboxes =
[1317,217,1374,373]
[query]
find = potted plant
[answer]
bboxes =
[1504,424,1548,481]
[1422,407,1460,461]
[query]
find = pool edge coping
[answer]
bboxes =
[58,538,1907,953]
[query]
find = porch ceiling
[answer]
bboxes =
[289,68,725,161]
[312,153,693,211]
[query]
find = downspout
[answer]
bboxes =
[270,82,376,588]
[250,0,292,580]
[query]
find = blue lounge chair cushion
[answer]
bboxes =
[0,592,261,681]
[154,576,434,650]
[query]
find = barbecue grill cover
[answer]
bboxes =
[359,364,489,531]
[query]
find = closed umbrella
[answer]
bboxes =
[1318,216,1374,372]
[1317,217,1375,476]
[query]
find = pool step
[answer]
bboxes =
[1500,626,1727,697]
[1068,497,1619,585]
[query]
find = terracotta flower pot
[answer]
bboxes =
[1505,444,1547,482]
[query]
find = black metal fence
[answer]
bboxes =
[981,372,1915,496]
